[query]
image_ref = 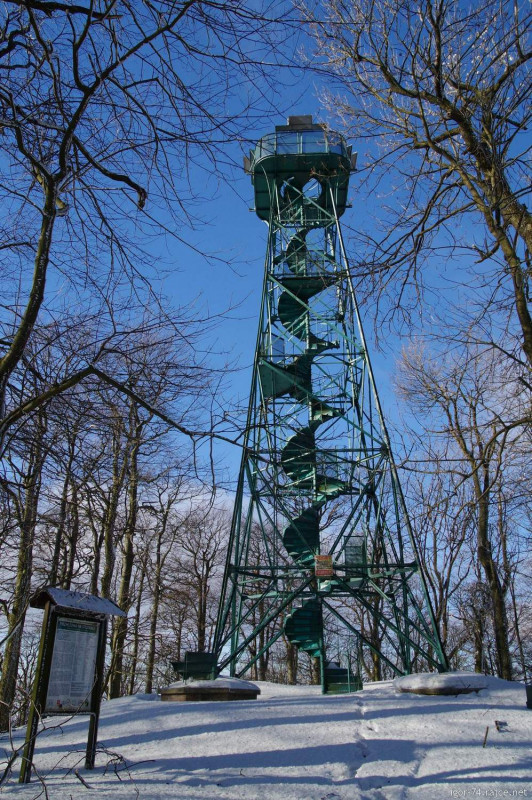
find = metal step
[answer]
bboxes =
[284,599,322,658]
[283,507,319,565]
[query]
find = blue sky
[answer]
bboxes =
[140,10,488,488]
[157,105,410,486]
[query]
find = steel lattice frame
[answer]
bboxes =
[214,119,447,683]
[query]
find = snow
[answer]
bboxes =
[166,678,259,691]
[2,674,531,799]
[30,588,126,617]
[394,670,489,694]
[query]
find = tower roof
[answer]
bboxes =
[275,115,325,132]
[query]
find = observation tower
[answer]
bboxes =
[214,116,447,690]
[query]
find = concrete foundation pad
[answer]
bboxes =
[160,677,260,702]
[394,671,489,696]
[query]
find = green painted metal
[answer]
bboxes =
[325,633,364,694]
[214,116,448,688]
[285,599,323,659]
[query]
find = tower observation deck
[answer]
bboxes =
[214,116,447,689]
[246,116,354,220]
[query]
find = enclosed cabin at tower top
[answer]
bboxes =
[244,115,357,222]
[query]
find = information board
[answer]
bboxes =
[45,618,99,713]
[315,554,333,577]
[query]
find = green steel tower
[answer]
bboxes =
[214,116,447,689]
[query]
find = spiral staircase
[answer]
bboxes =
[214,116,448,689]
[259,205,348,681]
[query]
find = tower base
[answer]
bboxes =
[160,677,260,702]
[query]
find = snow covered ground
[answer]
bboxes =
[1,674,531,800]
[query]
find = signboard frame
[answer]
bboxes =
[19,589,123,784]
[44,615,101,715]
[314,554,334,578]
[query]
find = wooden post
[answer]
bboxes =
[85,618,107,769]
[19,603,56,783]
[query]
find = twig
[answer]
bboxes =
[0,745,19,787]
[33,766,50,799]
[482,726,489,747]
[0,705,19,787]
[99,746,139,798]
[74,768,94,789]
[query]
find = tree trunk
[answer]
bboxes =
[258,621,269,681]
[145,554,162,695]
[369,599,383,681]
[0,425,46,730]
[197,574,207,653]
[49,446,74,585]
[62,480,80,589]
[285,640,298,685]
[311,655,320,685]
[475,473,512,680]
[128,562,147,696]
[108,405,142,698]
[100,417,129,599]
[0,190,58,443]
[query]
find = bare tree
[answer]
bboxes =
[101,321,213,696]
[407,467,473,664]
[141,480,185,695]
[0,0,287,445]
[306,0,532,364]
[107,398,144,698]
[397,343,530,678]
[0,304,216,724]
[0,374,52,731]
[177,505,228,653]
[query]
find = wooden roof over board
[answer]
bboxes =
[30,587,126,616]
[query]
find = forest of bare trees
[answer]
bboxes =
[306,0,532,682]
[0,0,289,731]
[0,0,531,738]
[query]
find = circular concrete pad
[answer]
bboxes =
[160,677,261,702]
[394,671,489,696]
